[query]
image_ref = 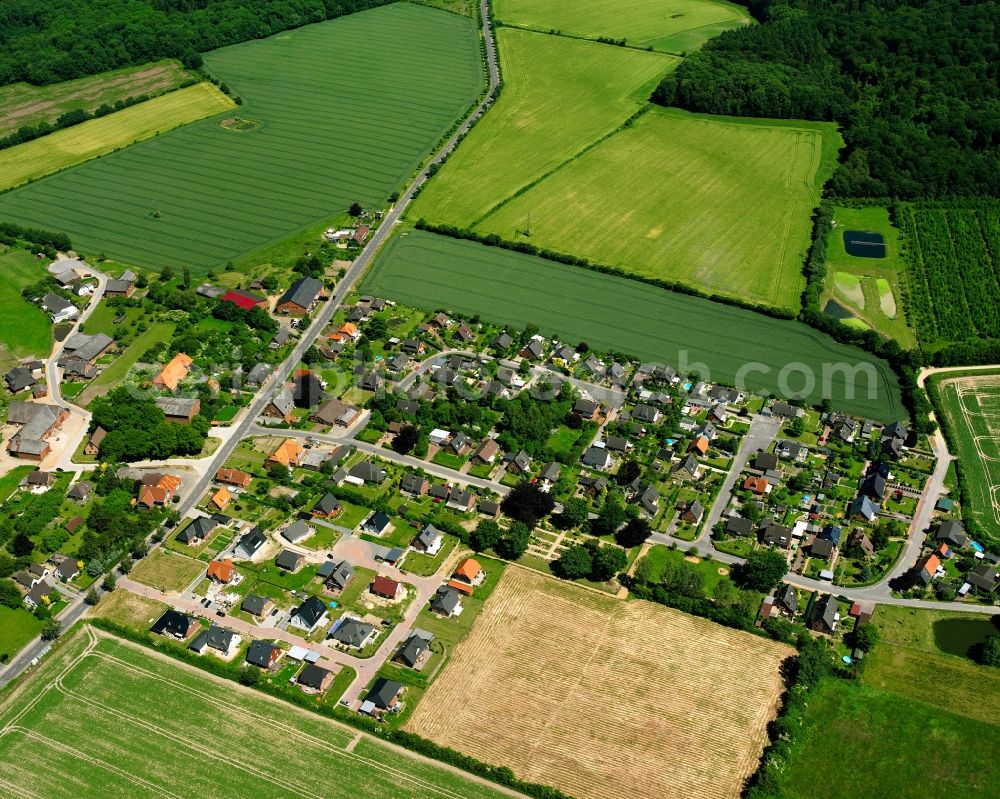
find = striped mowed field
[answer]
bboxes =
[362,230,904,421]
[495,0,751,53]
[410,28,677,226]
[477,109,838,309]
[0,3,483,273]
[0,82,233,191]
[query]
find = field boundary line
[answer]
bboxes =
[0,776,44,799]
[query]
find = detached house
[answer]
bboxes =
[276,277,323,316]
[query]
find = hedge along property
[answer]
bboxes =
[362,230,904,420]
[0,3,484,273]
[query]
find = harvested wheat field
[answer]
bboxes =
[408,568,793,799]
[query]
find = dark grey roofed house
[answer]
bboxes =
[291,596,327,630]
[775,584,798,614]
[150,610,196,639]
[448,432,471,454]
[431,586,463,616]
[605,436,629,452]
[638,484,659,515]
[581,445,611,470]
[883,421,907,440]
[759,520,792,549]
[313,493,341,516]
[967,564,998,592]
[241,594,272,617]
[522,339,544,359]
[281,520,312,544]
[190,624,237,654]
[277,277,323,311]
[246,640,280,668]
[297,663,332,690]
[177,515,216,544]
[428,484,450,501]
[362,511,392,535]
[5,367,36,392]
[67,480,93,502]
[246,363,271,386]
[754,452,779,472]
[234,527,267,559]
[330,618,376,648]
[860,473,887,499]
[771,401,804,418]
[607,362,626,382]
[540,462,561,483]
[366,678,404,710]
[583,354,603,374]
[492,332,514,350]
[415,524,443,551]
[479,499,500,517]
[775,440,805,460]
[671,455,700,479]
[882,436,903,459]
[435,367,459,387]
[574,398,599,417]
[350,462,386,484]
[360,370,384,392]
[632,404,660,423]
[396,399,420,415]
[511,450,532,473]
[400,473,428,495]
[397,630,433,668]
[325,560,355,591]
[496,366,516,386]
[809,594,838,633]
[710,386,738,403]
[847,495,879,521]
[42,293,74,315]
[55,558,79,580]
[935,519,968,548]
[155,396,200,420]
[347,306,369,323]
[447,486,474,511]
[810,537,835,559]
[388,353,410,373]
[726,516,754,537]
[270,328,292,349]
[275,549,304,572]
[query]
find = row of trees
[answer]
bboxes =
[654,0,1000,199]
[0,0,395,86]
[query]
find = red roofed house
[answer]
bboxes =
[743,476,771,495]
[220,289,268,310]
[371,575,402,600]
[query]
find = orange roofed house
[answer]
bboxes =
[688,436,709,456]
[267,439,304,469]
[743,476,770,495]
[138,473,182,508]
[210,486,232,511]
[207,559,235,584]
[215,468,251,489]
[448,558,484,596]
[152,353,193,391]
[329,322,360,343]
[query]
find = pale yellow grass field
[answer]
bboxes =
[0,82,234,190]
[93,589,168,628]
[408,567,793,799]
[127,549,204,593]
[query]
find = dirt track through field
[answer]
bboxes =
[407,568,793,799]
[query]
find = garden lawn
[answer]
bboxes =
[495,0,751,53]
[0,606,44,661]
[411,28,675,226]
[0,247,53,359]
[0,59,190,137]
[478,109,837,310]
[78,321,175,404]
[362,230,905,421]
[0,4,483,273]
[0,82,234,191]
[775,678,1000,799]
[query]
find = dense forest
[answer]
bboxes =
[653,0,1000,199]
[0,0,393,86]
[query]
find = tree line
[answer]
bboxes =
[653,0,1000,199]
[0,0,394,87]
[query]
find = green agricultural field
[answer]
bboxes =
[0,59,191,138]
[411,28,675,225]
[0,82,234,191]
[363,231,904,419]
[0,247,53,360]
[0,629,515,799]
[0,4,483,274]
[478,109,837,309]
[495,0,751,53]
[775,678,1000,799]
[934,371,1000,543]
[897,199,1000,347]
[821,205,915,347]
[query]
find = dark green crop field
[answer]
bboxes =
[0,3,482,273]
[362,230,904,420]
